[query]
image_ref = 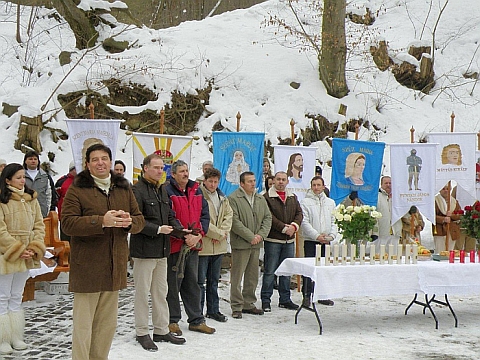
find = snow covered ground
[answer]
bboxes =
[1,0,480,358]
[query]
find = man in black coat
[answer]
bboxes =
[130,154,186,351]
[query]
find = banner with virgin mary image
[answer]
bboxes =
[389,143,436,226]
[213,132,264,196]
[428,132,476,207]
[330,138,385,206]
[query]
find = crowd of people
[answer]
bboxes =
[0,147,474,359]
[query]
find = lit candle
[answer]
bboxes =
[412,244,418,264]
[405,244,411,264]
[315,244,322,266]
[359,244,365,265]
[370,244,375,265]
[380,244,385,265]
[350,244,356,265]
[325,245,330,266]
[397,244,403,264]
[342,244,347,265]
[388,244,394,265]
[333,244,339,266]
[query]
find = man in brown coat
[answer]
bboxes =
[62,144,145,360]
[261,171,303,312]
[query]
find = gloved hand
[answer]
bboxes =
[349,191,358,201]
[370,235,378,241]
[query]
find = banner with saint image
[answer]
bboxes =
[65,119,123,173]
[390,143,436,226]
[132,132,193,184]
[330,138,385,206]
[213,132,264,196]
[428,132,476,207]
[273,145,316,201]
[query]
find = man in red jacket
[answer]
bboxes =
[164,160,215,336]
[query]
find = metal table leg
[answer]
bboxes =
[295,299,323,335]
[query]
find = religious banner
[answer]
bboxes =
[428,132,476,207]
[132,132,193,183]
[65,119,123,173]
[330,138,385,206]
[213,132,264,196]
[273,145,316,201]
[390,143,436,226]
[476,150,480,200]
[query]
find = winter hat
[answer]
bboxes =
[69,161,76,171]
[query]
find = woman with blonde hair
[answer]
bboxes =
[345,153,366,185]
[0,163,45,354]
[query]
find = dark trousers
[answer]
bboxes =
[302,241,324,299]
[198,254,223,315]
[167,250,204,325]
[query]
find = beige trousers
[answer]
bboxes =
[434,235,455,253]
[133,257,169,336]
[230,248,260,312]
[72,291,118,360]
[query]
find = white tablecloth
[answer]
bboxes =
[275,258,480,301]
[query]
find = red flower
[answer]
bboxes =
[472,214,479,219]
[465,206,473,212]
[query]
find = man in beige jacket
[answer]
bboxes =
[198,168,233,322]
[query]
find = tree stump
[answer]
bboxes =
[15,115,43,152]
[370,40,393,71]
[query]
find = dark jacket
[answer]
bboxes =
[61,170,145,293]
[130,177,182,259]
[263,187,303,243]
[164,178,209,254]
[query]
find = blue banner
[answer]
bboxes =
[213,132,265,196]
[331,138,385,206]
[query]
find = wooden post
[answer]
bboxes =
[477,132,480,151]
[289,119,301,291]
[410,126,415,144]
[89,102,94,119]
[160,108,165,134]
[290,119,295,145]
[236,111,241,132]
[450,111,455,132]
[355,122,359,140]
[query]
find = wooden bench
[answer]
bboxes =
[22,211,71,302]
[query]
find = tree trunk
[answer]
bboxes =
[51,0,98,49]
[318,0,348,98]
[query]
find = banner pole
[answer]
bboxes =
[445,112,455,251]
[89,102,94,119]
[160,108,164,134]
[289,119,301,292]
[236,111,241,132]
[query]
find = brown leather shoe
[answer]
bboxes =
[232,311,242,319]
[168,323,182,336]
[188,322,216,334]
[136,335,158,351]
[242,307,264,315]
[153,332,186,345]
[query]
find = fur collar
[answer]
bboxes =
[74,170,130,190]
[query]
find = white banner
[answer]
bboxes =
[390,144,437,225]
[132,133,193,183]
[476,150,480,200]
[65,119,123,173]
[273,145,317,201]
[428,132,476,207]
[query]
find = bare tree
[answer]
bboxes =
[318,0,348,98]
